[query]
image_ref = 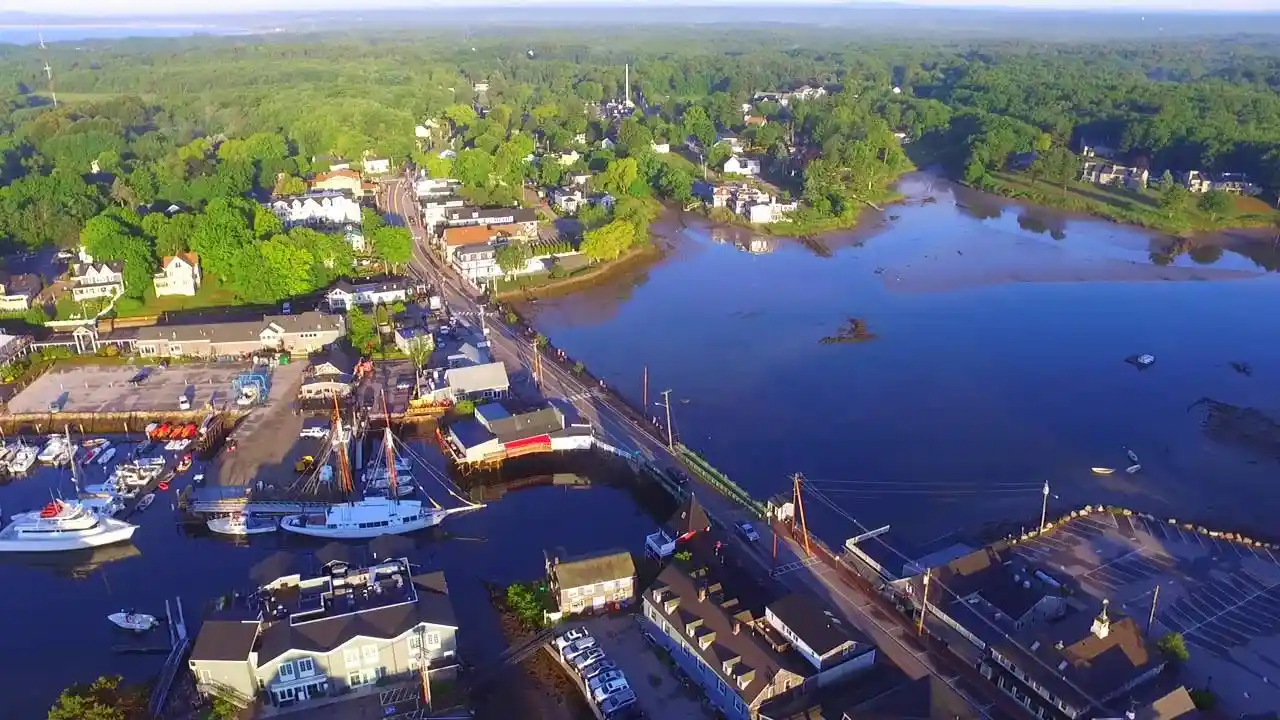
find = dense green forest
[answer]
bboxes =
[0,28,1277,305]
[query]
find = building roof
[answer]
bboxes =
[449,418,496,450]
[0,272,42,298]
[455,244,495,260]
[767,593,867,659]
[550,549,636,590]
[135,311,343,346]
[190,619,262,662]
[311,169,361,184]
[444,206,537,224]
[448,342,490,366]
[667,494,711,538]
[648,561,806,706]
[70,261,124,278]
[1137,687,1200,720]
[444,361,509,394]
[443,224,499,247]
[162,252,200,269]
[329,277,411,295]
[848,674,982,720]
[920,544,1047,621]
[488,406,564,444]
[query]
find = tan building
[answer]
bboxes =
[134,311,344,359]
[309,169,366,197]
[545,548,637,615]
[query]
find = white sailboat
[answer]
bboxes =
[0,500,138,552]
[281,400,481,539]
[207,512,277,536]
[7,444,37,473]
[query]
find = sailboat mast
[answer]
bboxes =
[65,424,80,493]
[380,391,398,500]
[332,397,353,496]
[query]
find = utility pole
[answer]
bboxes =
[1039,480,1050,533]
[659,389,673,449]
[918,568,931,635]
[532,337,542,391]
[642,366,648,408]
[1147,585,1160,637]
[791,473,811,558]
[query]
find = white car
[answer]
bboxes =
[736,521,761,542]
[554,627,590,652]
[299,427,328,439]
[570,647,606,672]
[592,678,630,704]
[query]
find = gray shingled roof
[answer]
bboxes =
[550,549,636,591]
[190,620,261,662]
[135,311,342,345]
[444,361,509,394]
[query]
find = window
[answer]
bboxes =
[198,669,212,683]
[348,671,365,688]
[343,648,360,667]
[296,657,315,676]
[716,677,727,695]
[361,644,379,665]
[733,697,745,714]
[425,632,441,650]
[278,661,296,681]
[409,635,421,650]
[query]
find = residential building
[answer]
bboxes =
[1079,143,1118,160]
[309,169,365,197]
[1081,161,1149,191]
[447,342,491,368]
[300,350,354,400]
[153,253,201,298]
[393,327,434,356]
[745,115,768,127]
[270,192,362,228]
[362,157,390,175]
[415,177,461,198]
[0,272,43,312]
[765,594,875,682]
[600,137,616,150]
[325,278,411,312]
[644,495,711,559]
[895,544,1167,720]
[189,559,458,713]
[718,136,746,154]
[651,141,671,154]
[452,244,501,285]
[1181,170,1214,194]
[135,311,344,359]
[711,184,796,224]
[569,173,591,187]
[641,543,875,720]
[550,187,585,214]
[441,223,530,262]
[344,227,367,253]
[473,82,489,93]
[421,196,468,230]
[723,156,762,176]
[442,207,538,240]
[69,262,125,302]
[1181,170,1260,196]
[545,548,637,615]
[555,150,581,167]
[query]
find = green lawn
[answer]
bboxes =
[113,277,241,318]
[54,295,109,321]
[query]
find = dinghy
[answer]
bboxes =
[1091,467,1116,475]
[108,611,158,632]
[136,493,155,511]
[1126,464,1142,474]
[1126,449,1140,464]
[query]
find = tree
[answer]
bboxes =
[260,235,315,299]
[453,398,476,415]
[495,243,531,274]
[423,154,453,179]
[454,148,494,189]
[79,212,155,300]
[346,307,378,355]
[406,334,434,369]
[370,226,413,271]
[1157,632,1190,662]
[600,158,640,197]
[48,675,143,720]
[652,163,694,204]
[1197,190,1232,222]
[681,105,715,148]
[252,206,284,241]
[505,581,547,629]
[581,220,635,262]
[190,198,254,283]
[617,117,653,158]
[1159,183,1191,218]
[276,174,307,196]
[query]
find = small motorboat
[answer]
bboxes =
[96,447,117,466]
[156,481,170,492]
[1126,449,1140,464]
[144,423,158,436]
[108,611,159,632]
[83,438,110,449]
[136,493,155,511]
[176,456,192,473]
[1136,354,1155,366]
[1091,467,1117,475]
[207,512,277,536]
[1126,464,1142,474]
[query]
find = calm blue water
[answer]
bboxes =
[0,26,249,45]
[1,443,657,718]
[527,174,1280,550]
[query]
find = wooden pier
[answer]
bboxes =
[184,496,337,515]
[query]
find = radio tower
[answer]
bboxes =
[38,28,57,108]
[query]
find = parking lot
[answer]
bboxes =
[8,362,268,414]
[1011,510,1280,716]
[557,615,711,720]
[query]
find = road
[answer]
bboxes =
[380,176,1024,719]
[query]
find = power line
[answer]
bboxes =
[800,482,1112,713]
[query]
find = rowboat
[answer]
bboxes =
[136,493,155,511]
[1091,467,1116,475]
[1126,464,1142,474]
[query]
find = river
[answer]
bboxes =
[523,173,1280,552]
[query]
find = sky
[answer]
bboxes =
[1,0,1276,18]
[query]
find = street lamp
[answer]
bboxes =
[654,389,674,449]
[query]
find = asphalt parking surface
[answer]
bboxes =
[8,362,259,414]
[1012,511,1280,716]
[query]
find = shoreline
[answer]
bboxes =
[493,242,665,301]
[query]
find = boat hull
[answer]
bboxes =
[0,521,137,553]
[207,517,278,536]
[279,513,444,539]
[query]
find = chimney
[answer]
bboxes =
[697,586,707,602]
[733,620,741,635]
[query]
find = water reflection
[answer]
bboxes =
[709,226,777,255]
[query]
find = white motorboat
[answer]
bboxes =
[1091,467,1116,475]
[7,446,36,473]
[1136,354,1155,366]
[96,447,117,466]
[0,500,137,552]
[38,436,71,465]
[108,611,158,632]
[280,496,475,539]
[136,493,155,511]
[79,495,125,517]
[207,512,277,536]
[1126,449,1140,464]
[366,479,418,498]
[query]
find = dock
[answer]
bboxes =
[185,496,336,515]
[147,597,190,718]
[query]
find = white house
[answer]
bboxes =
[550,187,585,214]
[452,244,502,285]
[651,141,670,154]
[415,177,461,198]
[555,150,581,167]
[344,228,367,253]
[362,157,390,175]
[69,262,125,302]
[270,192,362,228]
[153,253,201,298]
[545,548,637,616]
[718,136,745,154]
[568,173,591,187]
[325,278,411,312]
[723,156,761,176]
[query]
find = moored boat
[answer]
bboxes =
[1126,464,1142,474]
[96,447,117,466]
[207,513,277,536]
[7,445,37,473]
[136,493,155,511]
[0,500,137,552]
[1091,467,1116,475]
[108,611,158,632]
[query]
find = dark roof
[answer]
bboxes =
[648,561,807,705]
[70,261,124,278]
[488,406,564,444]
[449,418,496,450]
[766,593,868,658]
[0,272,42,298]
[549,549,636,590]
[190,620,261,662]
[330,277,411,294]
[444,206,537,224]
[1137,687,1200,720]
[921,543,1046,621]
[848,675,982,720]
[667,494,711,537]
[135,311,342,345]
[759,661,979,720]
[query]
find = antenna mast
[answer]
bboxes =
[37,28,57,108]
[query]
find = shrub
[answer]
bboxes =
[453,399,475,416]
[1188,689,1216,710]
[1157,632,1190,662]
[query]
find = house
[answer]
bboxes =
[189,559,458,713]
[765,594,875,681]
[600,137,616,150]
[421,196,468,230]
[69,262,125,302]
[415,177,461,198]
[711,184,795,224]
[362,157,390,175]
[447,341,491,368]
[444,362,510,401]
[442,207,538,241]
[1081,161,1149,191]
[1181,170,1260,196]
[569,173,591,187]
[550,187,585,214]
[393,326,434,356]
[452,244,501,284]
[545,548,637,615]
[153,253,201,298]
[325,278,411,312]
[1079,143,1118,160]
[300,350,355,399]
[271,191,362,227]
[312,155,351,172]
[555,150,581,167]
[895,544,1167,720]
[641,542,875,720]
[473,82,489,93]
[651,141,670,154]
[723,156,762,176]
[1181,170,1214,194]
[644,494,711,559]
[573,132,588,145]
[718,136,746,154]
[134,311,344,359]
[344,227,367,253]
[0,273,43,312]
[309,169,365,197]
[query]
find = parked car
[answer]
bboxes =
[561,637,597,663]
[571,647,606,672]
[554,627,590,652]
[736,521,761,542]
[592,678,630,704]
[579,659,617,680]
[599,689,637,715]
[587,669,625,694]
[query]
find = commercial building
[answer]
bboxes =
[545,548,637,616]
[134,311,344,359]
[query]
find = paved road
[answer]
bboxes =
[379,178,1021,719]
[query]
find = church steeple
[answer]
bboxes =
[1091,598,1111,639]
